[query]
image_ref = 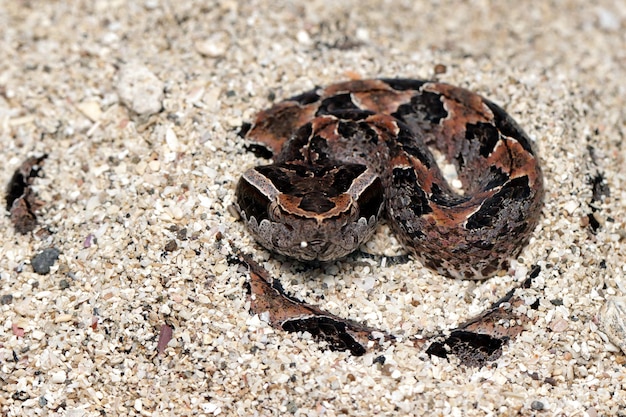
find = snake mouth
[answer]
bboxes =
[298,240,336,259]
[301,239,323,247]
[288,239,360,263]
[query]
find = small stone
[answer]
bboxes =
[531,400,544,410]
[117,63,164,116]
[76,101,102,122]
[58,263,70,274]
[148,160,161,172]
[83,233,96,248]
[1,294,13,305]
[563,200,578,215]
[144,0,158,9]
[135,160,147,175]
[434,64,447,74]
[59,279,70,290]
[586,406,599,417]
[373,355,386,365]
[164,240,178,252]
[355,27,369,41]
[194,32,229,57]
[31,248,60,275]
[549,318,569,332]
[31,330,45,340]
[51,370,67,384]
[286,401,298,414]
[213,263,227,274]
[54,314,74,323]
[296,30,311,45]
[165,127,180,152]
[201,403,221,414]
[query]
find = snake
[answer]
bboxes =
[235,78,544,280]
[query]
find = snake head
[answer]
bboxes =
[235,162,384,261]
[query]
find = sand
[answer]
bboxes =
[1,0,625,416]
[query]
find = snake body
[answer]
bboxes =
[235,79,543,279]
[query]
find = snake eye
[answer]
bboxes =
[235,177,271,222]
[355,177,384,220]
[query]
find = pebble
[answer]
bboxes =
[563,200,578,215]
[31,330,45,340]
[55,314,74,323]
[164,240,178,252]
[213,263,227,274]
[165,127,181,152]
[51,370,67,384]
[549,318,569,332]
[31,248,60,275]
[194,32,229,57]
[296,30,312,45]
[116,63,164,116]
[148,160,161,172]
[76,101,102,122]
[531,400,545,410]
[1,294,13,305]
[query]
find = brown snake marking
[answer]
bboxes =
[235,78,544,280]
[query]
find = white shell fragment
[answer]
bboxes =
[194,31,230,58]
[597,296,626,354]
[116,63,164,116]
[76,100,103,122]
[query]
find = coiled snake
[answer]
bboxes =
[233,78,544,361]
[235,78,543,280]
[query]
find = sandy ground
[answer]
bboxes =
[1,0,626,416]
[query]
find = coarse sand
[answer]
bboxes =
[1,1,625,416]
